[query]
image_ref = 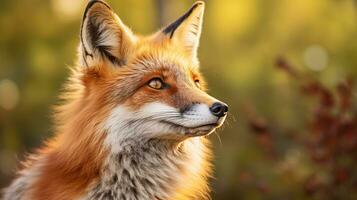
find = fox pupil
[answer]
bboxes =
[195,80,201,88]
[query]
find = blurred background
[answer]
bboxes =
[0,0,356,199]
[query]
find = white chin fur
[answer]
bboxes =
[104,102,220,152]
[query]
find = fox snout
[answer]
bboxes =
[178,100,228,130]
[182,101,228,118]
[177,85,228,126]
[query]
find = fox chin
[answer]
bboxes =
[3,1,228,200]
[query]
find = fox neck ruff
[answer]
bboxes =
[85,137,211,200]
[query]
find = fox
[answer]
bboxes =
[2,0,228,200]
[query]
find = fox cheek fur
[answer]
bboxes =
[3,1,228,200]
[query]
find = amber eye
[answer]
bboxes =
[148,78,164,90]
[194,79,201,88]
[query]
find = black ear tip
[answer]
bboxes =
[85,0,112,13]
[82,0,113,24]
[87,0,107,5]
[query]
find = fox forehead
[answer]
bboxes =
[104,40,200,83]
[131,47,199,78]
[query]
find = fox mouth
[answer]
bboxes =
[160,120,223,136]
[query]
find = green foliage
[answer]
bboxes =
[0,0,356,199]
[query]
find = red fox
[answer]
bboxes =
[3,1,228,199]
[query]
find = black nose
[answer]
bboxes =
[210,102,228,117]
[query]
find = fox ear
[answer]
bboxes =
[161,1,205,59]
[80,0,135,67]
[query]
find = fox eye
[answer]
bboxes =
[194,80,201,88]
[148,78,164,90]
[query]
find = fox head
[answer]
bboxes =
[73,0,228,146]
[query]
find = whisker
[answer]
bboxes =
[214,131,222,147]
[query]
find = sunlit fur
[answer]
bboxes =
[3,1,227,200]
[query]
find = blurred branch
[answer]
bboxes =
[247,56,357,197]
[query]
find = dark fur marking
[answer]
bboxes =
[162,3,200,38]
[112,175,118,183]
[142,178,154,188]
[155,196,164,200]
[130,185,138,197]
[192,23,199,30]
[131,158,138,167]
[103,191,113,199]
[117,154,123,163]
[122,169,130,178]
[98,45,125,66]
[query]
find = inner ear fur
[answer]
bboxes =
[80,0,135,67]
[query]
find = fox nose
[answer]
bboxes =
[210,102,228,118]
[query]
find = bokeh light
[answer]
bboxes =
[0,79,19,111]
[303,45,329,71]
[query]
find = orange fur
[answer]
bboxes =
[27,68,114,199]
